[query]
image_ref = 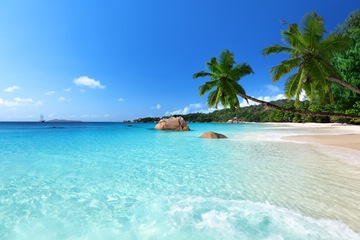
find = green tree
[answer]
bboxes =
[346,102,360,124]
[332,10,360,111]
[194,49,360,120]
[193,49,254,111]
[262,11,359,106]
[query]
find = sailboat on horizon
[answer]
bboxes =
[39,115,45,123]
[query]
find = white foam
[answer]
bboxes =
[163,196,360,240]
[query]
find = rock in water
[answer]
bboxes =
[154,117,190,131]
[199,131,227,139]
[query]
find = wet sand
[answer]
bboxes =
[261,123,360,233]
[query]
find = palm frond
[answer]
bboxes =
[230,63,254,80]
[306,58,328,85]
[227,94,240,111]
[206,57,220,74]
[220,95,228,110]
[304,58,336,105]
[234,82,247,96]
[319,33,351,57]
[282,23,306,49]
[270,58,301,82]
[222,79,237,98]
[193,71,212,79]
[302,12,324,48]
[198,80,217,96]
[284,73,301,99]
[194,49,252,111]
[207,90,219,109]
[234,82,248,104]
[316,56,341,79]
[262,44,295,56]
[219,49,234,73]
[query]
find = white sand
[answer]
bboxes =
[276,123,360,151]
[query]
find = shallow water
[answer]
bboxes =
[0,122,359,239]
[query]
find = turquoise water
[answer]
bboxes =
[0,122,359,239]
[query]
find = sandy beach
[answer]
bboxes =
[284,133,360,150]
[271,123,360,151]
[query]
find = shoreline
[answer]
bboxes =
[283,133,360,150]
[261,123,360,233]
[264,123,360,151]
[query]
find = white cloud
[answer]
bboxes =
[188,103,202,109]
[73,76,105,89]
[45,90,56,95]
[57,97,66,102]
[4,85,20,92]
[165,103,206,115]
[151,103,161,110]
[118,98,124,102]
[0,98,42,108]
[0,98,18,107]
[64,88,71,92]
[265,85,280,94]
[258,94,285,103]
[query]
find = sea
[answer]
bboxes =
[0,122,359,240]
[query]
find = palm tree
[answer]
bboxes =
[194,49,360,120]
[262,11,359,105]
[193,49,254,111]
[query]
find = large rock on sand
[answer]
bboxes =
[200,131,227,139]
[155,117,190,131]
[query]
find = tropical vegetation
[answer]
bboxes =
[193,11,360,121]
[135,99,334,123]
[192,49,253,111]
[263,12,359,105]
[137,10,360,124]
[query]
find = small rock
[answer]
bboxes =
[199,131,227,139]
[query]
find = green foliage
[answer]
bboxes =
[137,99,358,124]
[135,117,160,122]
[331,10,360,112]
[263,11,352,105]
[139,10,359,125]
[345,101,360,124]
[193,49,253,111]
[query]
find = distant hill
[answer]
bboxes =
[46,119,82,123]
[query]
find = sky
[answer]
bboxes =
[0,0,359,121]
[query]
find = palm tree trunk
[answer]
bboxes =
[328,77,360,95]
[237,93,360,120]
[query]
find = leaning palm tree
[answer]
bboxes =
[194,49,360,120]
[193,49,254,111]
[262,11,359,105]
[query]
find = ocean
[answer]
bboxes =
[0,122,359,239]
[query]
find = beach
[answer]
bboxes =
[285,133,360,150]
[259,122,360,151]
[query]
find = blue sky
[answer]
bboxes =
[0,1,359,121]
